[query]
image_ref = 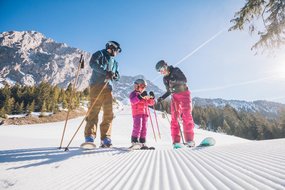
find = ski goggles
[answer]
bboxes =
[135,83,147,89]
[158,65,167,73]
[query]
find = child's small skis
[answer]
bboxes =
[128,143,155,151]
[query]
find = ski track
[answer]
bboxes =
[1,140,285,190]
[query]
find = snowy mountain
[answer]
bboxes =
[0,105,284,190]
[0,31,164,100]
[193,97,285,119]
[0,31,92,90]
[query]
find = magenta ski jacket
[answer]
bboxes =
[129,90,155,116]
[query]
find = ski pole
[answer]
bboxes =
[147,106,157,142]
[160,102,171,124]
[152,103,161,139]
[160,100,185,144]
[172,97,185,144]
[64,82,108,151]
[59,54,84,149]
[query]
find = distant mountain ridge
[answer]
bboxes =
[193,97,285,119]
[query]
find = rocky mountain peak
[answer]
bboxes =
[0,30,91,89]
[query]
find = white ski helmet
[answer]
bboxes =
[105,41,122,53]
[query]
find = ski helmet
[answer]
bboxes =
[134,79,147,89]
[134,79,147,86]
[155,60,168,72]
[106,41,122,53]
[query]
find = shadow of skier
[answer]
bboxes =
[0,146,129,170]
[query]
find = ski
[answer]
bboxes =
[80,142,96,150]
[128,143,142,150]
[173,137,216,149]
[198,137,216,147]
[128,143,155,151]
[140,146,155,150]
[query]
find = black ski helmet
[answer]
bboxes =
[106,41,122,53]
[134,79,147,86]
[155,60,168,72]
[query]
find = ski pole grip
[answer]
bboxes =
[79,54,84,69]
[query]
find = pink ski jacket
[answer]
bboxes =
[129,90,155,116]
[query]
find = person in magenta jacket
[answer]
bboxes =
[129,79,155,149]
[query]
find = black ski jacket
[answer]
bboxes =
[161,66,188,99]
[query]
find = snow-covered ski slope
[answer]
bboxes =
[0,105,284,190]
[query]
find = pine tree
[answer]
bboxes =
[0,84,11,108]
[280,109,285,137]
[229,0,285,50]
[0,107,5,118]
[66,83,73,95]
[53,85,60,104]
[27,100,35,113]
[15,101,24,114]
[200,120,207,129]
[5,97,15,114]
[62,99,68,109]
[36,81,51,111]
[222,120,231,134]
[58,89,66,105]
[41,100,47,112]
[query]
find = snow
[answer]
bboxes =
[5,77,16,86]
[30,112,53,117]
[5,114,28,119]
[0,105,284,190]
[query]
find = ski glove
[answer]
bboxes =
[149,91,155,99]
[112,71,119,80]
[106,71,113,80]
[141,91,148,97]
[138,91,148,100]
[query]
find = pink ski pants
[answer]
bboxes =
[171,90,194,143]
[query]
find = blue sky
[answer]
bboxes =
[1,0,285,103]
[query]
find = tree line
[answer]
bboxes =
[0,82,89,117]
[155,101,285,140]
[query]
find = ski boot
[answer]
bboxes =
[173,143,183,149]
[100,137,113,148]
[128,142,142,150]
[185,141,195,148]
[85,136,94,143]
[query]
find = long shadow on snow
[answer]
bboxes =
[0,146,129,170]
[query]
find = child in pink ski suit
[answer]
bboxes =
[129,79,155,146]
[155,60,195,148]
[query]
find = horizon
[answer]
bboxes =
[1,0,285,104]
